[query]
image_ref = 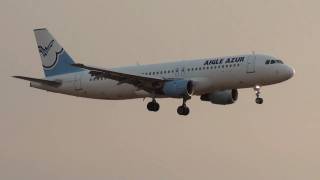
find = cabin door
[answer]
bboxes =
[246,55,256,73]
[74,73,82,91]
[180,66,186,77]
[175,66,186,77]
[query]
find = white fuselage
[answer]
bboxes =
[30,54,294,100]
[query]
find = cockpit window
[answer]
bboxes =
[276,60,283,64]
[266,59,284,65]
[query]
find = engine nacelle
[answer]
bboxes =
[200,89,238,105]
[162,80,193,98]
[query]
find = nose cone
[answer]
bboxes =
[287,66,295,79]
[276,64,295,82]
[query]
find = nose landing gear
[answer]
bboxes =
[254,85,264,104]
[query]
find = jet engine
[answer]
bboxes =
[200,89,238,105]
[162,80,193,98]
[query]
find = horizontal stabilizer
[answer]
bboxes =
[13,76,61,86]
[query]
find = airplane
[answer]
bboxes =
[13,28,295,116]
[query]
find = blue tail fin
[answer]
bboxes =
[34,28,84,77]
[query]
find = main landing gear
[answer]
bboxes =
[177,96,191,116]
[147,98,160,112]
[146,96,191,116]
[254,85,264,104]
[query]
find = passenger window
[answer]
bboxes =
[270,60,275,64]
[265,60,270,64]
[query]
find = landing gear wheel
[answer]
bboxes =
[255,97,264,104]
[254,85,264,105]
[177,105,190,116]
[147,100,160,112]
[177,96,191,116]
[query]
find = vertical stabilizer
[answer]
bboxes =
[34,28,83,77]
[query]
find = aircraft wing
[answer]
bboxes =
[72,63,168,92]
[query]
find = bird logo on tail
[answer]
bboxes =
[38,40,54,57]
[38,40,63,69]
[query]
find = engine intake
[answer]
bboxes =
[200,89,238,105]
[162,80,193,98]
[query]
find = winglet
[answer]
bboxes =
[34,28,47,32]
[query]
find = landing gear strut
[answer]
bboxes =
[147,98,160,112]
[254,85,264,104]
[177,96,191,116]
